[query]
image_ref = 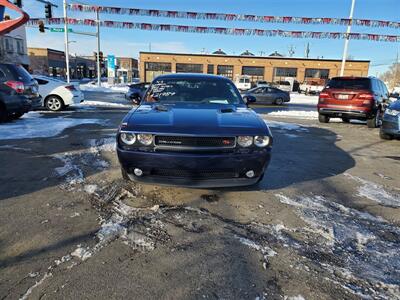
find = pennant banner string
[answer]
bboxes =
[28,18,400,43]
[67,3,400,30]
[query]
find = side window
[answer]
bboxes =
[253,88,262,94]
[36,79,48,85]
[0,69,6,82]
[380,81,389,97]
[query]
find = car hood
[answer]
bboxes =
[389,100,400,111]
[125,104,269,136]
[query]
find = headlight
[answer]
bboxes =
[137,134,153,146]
[254,136,270,147]
[120,132,136,145]
[237,136,253,147]
[385,109,400,117]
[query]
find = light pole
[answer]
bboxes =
[63,0,70,83]
[96,9,101,86]
[340,0,356,76]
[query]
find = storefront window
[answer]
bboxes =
[176,63,203,73]
[242,66,265,83]
[305,68,330,79]
[217,65,234,79]
[145,62,172,82]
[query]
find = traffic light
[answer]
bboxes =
[99,51,103,62]
[38,20,45,33]
[45,3,52,19]
[13,0,22,8]
[93,52,97,61]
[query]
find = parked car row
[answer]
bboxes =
[0,63,41,122]
[317,76,400,140]
[0,63,86,123]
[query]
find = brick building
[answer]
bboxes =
[139,51,370,84]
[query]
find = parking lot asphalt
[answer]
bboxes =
[0,94,399,300]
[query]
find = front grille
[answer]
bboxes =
[154,136,236,149]
[151,168,239,179]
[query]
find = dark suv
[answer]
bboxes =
[0,64,41,121]
[317,77,389,128]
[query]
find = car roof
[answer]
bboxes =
[153,73,231,82]
[330,76,371,80]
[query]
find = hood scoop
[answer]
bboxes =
[220,107,236,114]
[153,104,170,112]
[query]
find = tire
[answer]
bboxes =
[121,167,130,181]
[367,109,382,128]
[319,114,330,123]
[342,117,350,123]
[379,129,393,140]
[45,95,64,112]
[275,98,284,105]
[0,104,7,123]
[10,112,24,120]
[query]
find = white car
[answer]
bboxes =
[33,75,85,111]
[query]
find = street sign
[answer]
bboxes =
[50,28,72,33]
[107,54,116,79]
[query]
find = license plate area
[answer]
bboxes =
[337,94,350,100]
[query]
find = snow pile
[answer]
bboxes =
[80,82,129,93]
[19,273,53,300]
[0,112,106,140]
[274,193,400,299]
[345,173,400,208]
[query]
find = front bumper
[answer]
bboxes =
[117,148,272,188]
[381,114,400,136]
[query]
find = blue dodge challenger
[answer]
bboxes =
[117,73,273,188]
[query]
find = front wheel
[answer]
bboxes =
[379,129,393,140]
[45,96,64,112]
[10,112,24,120]
[319,114,330,123]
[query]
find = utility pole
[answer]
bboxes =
[305,42,310,58]
[63,0,70,83]
[96,9,101,86]
[340,0,356,76]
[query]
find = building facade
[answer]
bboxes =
[28,48,96,79]
[139,52,370,84]
[116,57,139,83]
[0,25,29,67]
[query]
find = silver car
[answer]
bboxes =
[243,86,290,105]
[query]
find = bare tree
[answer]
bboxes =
[380,62,400,90]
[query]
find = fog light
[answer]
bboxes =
[246,170,255,178]
[134,168,143,177]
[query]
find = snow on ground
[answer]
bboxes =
[266,110,319,120]
[0,112,106,140]
[78,100,132,109]
[266,120,309,132]
[345,173,400,208]
[290,93,319,105]
[80,82,129,93]
[274,192,400,299]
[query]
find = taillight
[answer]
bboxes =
[319,92,329,102]
[65,85,76,91]
[358,93,374,100]
[5,81,25,94]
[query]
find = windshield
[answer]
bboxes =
[144,78,244,105]
[326,78,371,90]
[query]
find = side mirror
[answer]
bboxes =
[244,95,256,106]
[389,93,399,99]
[132,93,141,104]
